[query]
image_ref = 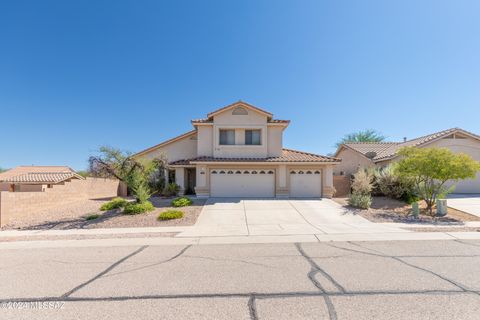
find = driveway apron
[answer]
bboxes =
[178,198,408,237]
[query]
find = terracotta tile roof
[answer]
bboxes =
[342,128,480,161]
[169,148,340,165]
[191,118,212,123]
[342,142,400,160]
[0,166,84,184]
[269,119,290,124]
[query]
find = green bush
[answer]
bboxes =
[375,165,415,201]
[171,197,192,207]
[348,193,372,209]
[85,213,101,221]
[163,183,180,197]
[100,197,128,211]
[403,193,420,204]
[124,201,155,215]
[158,210,184,220]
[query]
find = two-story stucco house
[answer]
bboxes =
[134,101,340,198]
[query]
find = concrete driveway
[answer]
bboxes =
[448,194,480,217]
[179,198,407,237]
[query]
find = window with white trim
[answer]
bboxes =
[245,129,261,145]
[219,129,235,145]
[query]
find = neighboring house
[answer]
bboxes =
[334,128,480,193]
[0,166,84,192]
[134,101,340,198]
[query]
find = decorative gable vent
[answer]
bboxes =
[232,106,248,115]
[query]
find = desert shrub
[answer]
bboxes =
[85,213,101,221]
[375,165,416,200]
[349,169,373,209]
[351,169,373,195]
[133,183,151,204]
[348,193,372,209]
[158,210,184,220]
[124,201,155,215]
[100,197,128,211]
[163,183,180,197]
[171,197,192,207]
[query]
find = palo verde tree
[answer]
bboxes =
[335,129,386,148]
[394,147,480,215]
[88,146,167,203]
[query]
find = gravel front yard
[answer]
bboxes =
[2,197,206,230]
[333,196,480,224]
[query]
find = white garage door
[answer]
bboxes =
[210,169,275,197]
[449,173,480,193]
[290,170,322,198]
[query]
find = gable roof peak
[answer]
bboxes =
[206,101,273,119]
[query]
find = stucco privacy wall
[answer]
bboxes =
[0,178,126,227]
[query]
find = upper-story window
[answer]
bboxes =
[245,129,261,145]
[219,129,235,145]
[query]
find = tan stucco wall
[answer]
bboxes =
[16,184,44,192]
[213,109,268,125]
[334,147,374,176]
[138,133,198,163]
[0,178,125,227]
[212,107,270,158]
[197,126,213,157]
[267,126,283,157]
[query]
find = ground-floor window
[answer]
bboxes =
[168,170,176,184]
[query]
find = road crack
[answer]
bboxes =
[295,243,341,320]
[61,245,148,298]
[103,245,192,278]
[330,242,471,293]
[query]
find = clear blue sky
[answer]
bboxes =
[1,0,479,170]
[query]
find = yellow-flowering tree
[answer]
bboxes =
[394,147,480,215]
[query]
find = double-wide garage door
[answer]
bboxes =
[210,169,275,197]
[209,168,323,198]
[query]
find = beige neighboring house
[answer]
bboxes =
[334,128,480,194]
[134,101,340,198]
[0,166,84,192]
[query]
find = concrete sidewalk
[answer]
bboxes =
[1,231,480,250]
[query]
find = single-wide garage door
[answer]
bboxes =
[290,170,322,198]
[210,169,275,197]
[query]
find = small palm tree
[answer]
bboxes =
[336,129,386,148]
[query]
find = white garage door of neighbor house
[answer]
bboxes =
[210,169,275,197]
[449,173,480,193]
[290,170,322,198]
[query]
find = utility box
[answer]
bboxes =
[436,199,448,216]
[411,202,419,218]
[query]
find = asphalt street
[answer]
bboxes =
[1,240,480,319]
